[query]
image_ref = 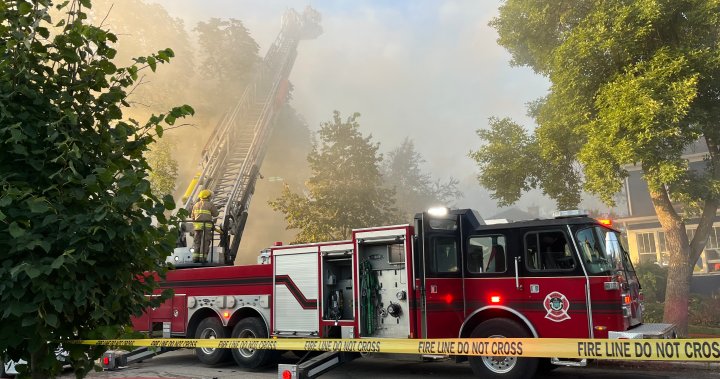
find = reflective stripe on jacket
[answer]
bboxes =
[192,199,219,230]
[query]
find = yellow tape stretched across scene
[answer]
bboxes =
[66,337,720,362]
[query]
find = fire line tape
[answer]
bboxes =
[65,338,720,361]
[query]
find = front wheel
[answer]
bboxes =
[468,319,538,379]
[231,317,276,369]
[194,317,231,365]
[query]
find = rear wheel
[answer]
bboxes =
[468,319,538,379]
[194,317,231,365]
[231,317,276,369]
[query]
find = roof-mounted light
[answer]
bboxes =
[427,206,449,217]
[597,219,613,227]
[552,209,588,218]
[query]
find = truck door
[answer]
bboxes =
[522,228,591,338]
[419,212,464,338]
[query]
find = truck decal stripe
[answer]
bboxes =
[160,277,272,288]
[275,275,318,309]
[423,300,622,313]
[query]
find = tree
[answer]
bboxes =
[270,111,397,242]
[194,18,259,109]
[0,1,193,377]
[473,0,720,336]
[91,0,196,113]
[147,138,179,198]
[383,138,462,222]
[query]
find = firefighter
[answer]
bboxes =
[192,189,219,262]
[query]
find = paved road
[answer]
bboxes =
[55,349,720,379]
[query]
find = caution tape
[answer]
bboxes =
[65,337,720,362]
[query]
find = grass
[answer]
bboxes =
[689,325,720,337]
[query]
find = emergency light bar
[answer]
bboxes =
[427,206,449,217]
[552,209,588,218]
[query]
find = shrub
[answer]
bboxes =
[635,263,668,303]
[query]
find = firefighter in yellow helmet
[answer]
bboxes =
[191,189,219,263]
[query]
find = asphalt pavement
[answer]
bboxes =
[48,349,720,379]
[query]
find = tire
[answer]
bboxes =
[230,317,276,369]
[194,317,232,365]
[468,319,538,379]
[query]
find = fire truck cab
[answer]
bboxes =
[130,208,674,379]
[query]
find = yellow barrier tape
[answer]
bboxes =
[65,338,720,362]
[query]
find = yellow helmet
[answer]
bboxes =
[198,189,213,199]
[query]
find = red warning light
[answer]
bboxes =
[443,293,453,304]
[490,295,502,304]
[223,311,230,318]
[282,369,293,379]
[102,356,110,365]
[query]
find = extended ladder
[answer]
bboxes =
[170,7,321,267]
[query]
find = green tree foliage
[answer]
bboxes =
[147,138,179,198]
[270,111,397,242]
[195,18,259,109]
[383,138,462,222]
[0,1,193,377]
[475,0,720,335]
[469,117,548,206]
[91,0,196,112]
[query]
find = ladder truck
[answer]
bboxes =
[168,6,322,267]
[117,207,675,379]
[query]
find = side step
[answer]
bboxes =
[278,351,357,379]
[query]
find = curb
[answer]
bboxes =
[593,359,720,371]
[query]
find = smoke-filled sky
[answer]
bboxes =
[149,0,600,217]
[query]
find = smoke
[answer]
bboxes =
[97,1,612,256]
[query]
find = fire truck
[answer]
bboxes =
[127,207,675,379]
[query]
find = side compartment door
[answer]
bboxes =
[171,294,187,335]
[274,246,320,335]
[421,215,464,338]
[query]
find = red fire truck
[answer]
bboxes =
[128,207,675,379]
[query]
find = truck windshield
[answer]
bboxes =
[575,226,624,275]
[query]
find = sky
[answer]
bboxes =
[148,0,592,218]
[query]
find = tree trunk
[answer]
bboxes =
[648,187,691,337]
[30,342,49,379]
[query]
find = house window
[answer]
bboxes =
[636,232,657,264]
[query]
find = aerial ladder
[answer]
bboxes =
[168,7,322,267]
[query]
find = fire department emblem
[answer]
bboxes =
[543,291,570,322]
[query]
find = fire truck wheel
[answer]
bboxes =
[230,317,276,369]
[468,319,538,379]
[194,317,232,365]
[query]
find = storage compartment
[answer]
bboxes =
[322,256,354,321]
[357,241,410,339]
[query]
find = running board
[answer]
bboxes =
[551,357,587,367]
[278,351,357,379]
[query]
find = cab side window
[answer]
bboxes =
[525,231,575,271]
[467,235,506,274]
[429,237,458,274]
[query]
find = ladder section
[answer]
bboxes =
[175,7,322,266]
